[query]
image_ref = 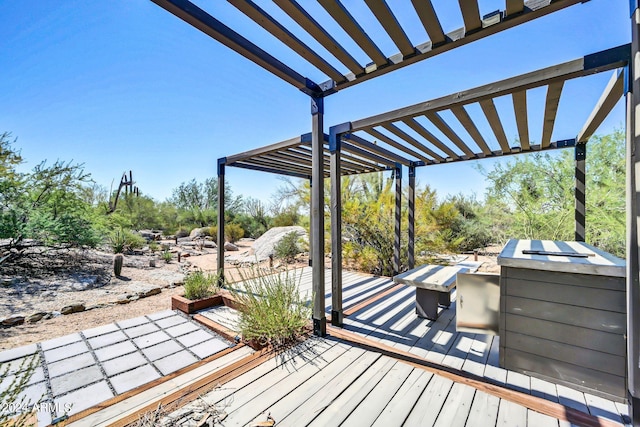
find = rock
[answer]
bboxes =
[189,227,210,238]
[61,303,85,315]
[178,237,192,243]
[202,240,217,248]
[138,287,161,298]
[138,229,162,241]
[26,312,47,323]
[149,258,157,268]
[85,304,109,311]
[224,242,239,251]
[2,316,25,327]
[250,226,308,260]
[115,295,131,304]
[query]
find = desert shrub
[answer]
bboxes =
[183,270,220,300]
[274,231,301,263]
[232,269,310,348]
[108,229,145,254]
[225,223,244,243]
[161,250,172,263]
[148,241,160,253]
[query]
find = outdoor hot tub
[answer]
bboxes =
[497,239,626,401]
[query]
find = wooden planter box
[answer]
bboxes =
[171,290,241,314]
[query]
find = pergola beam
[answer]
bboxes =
[318,0,387,67]
[150,0,319,95]
[227,0,346,84]
[480,99,512,153]
[541,81,564,148]
[364,0,415,57]
[458,0,482,33]
[451,105,493,155]
[273,0,364,76]
[512,90,531,150]
[351,44,630,130]
[230,161,310,179]
[411,0,446,45]
[577,70,625,143]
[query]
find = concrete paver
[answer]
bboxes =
[165,321,200,337]
[47,352,95,378]
[123,322,159,338]
[54,380,114,417]
[110,364,161,394]
[50,365,104,396]
[94,340,137,362]
[0,310,234,426]
[0,343,37,362]
[87,330,128,349]
[41,333,82,351]
[116,316,149,329]
[44,341,89,364]
[190,339,230,359]
[153,350,198,376]
[177,330,215,347]
[155,314,188,329]
[141,340,183,362]
[102,351,147,376]
[133,330,171,348]
[82,323,119,338]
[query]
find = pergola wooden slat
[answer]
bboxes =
[152,0,588,94]
[451,105,493,156]
[577,70,625,143]
[541,81,564,148]
[512,90,531,150]
[480,98,512,153]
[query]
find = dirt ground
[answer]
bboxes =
[0,241,497,351]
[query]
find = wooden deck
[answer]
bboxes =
[195,267,630,426]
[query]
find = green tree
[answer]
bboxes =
[480,129,625,256]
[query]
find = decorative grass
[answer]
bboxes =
[183,270,220,300]
[231,268,311,348]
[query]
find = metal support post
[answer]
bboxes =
[393,164,402,275]
[311,96,326,336]
[217,159,226,283]
[408,164,416,270]
[575,144,586,242]
[628,5,640,423]
[308,176,313,267]
[330,129,343,326]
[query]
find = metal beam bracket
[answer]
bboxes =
[217,157,226,176]
[583,43,631,72]
[575,144,587,161]
[329,122,352,152]
[409,163,416,177]
[311,96,324,115]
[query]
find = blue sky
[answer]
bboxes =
[0,0,629,205]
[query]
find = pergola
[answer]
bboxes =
[151,0,640,422]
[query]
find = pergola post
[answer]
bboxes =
[408,163,416,270]
[628,4,640,423]
[311,96,326,336]
[575,143,586,242]
[216,158,225,283]
[393,163,402,275]
[330,127,343,327]
[308,176,313,267]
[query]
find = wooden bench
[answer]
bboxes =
[393,264,468,320]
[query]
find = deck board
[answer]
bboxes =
[465,391,501,427]
[370,369,434,426]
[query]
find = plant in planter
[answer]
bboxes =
[184,270,220,300]
[231,268,310,348]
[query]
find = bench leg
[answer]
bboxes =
[438,290,451,308]
[415,289,439,320]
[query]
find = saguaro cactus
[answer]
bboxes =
[113,253,124,277]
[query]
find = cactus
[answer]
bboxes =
[113,253,124,277]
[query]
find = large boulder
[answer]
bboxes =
[251,226,307,261]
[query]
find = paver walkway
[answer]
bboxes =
[0,309,233,426]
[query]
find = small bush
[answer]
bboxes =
[274,231,301,263]
[0,355,41,427]
[108,229,144,254]
[225,223,244,243]
[161,250,172,263]
[183,270,220,300]
[232,268,310,348]
[148,241,160,253]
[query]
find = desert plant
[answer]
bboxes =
[161,250,172,263]
[183,270,220,300]
[175,228,190,238]
[274,231,301,263]
[108,229,145,254]
[113,253,124,277]
[148,241,160,253]
[0,355,40,427]
[232,268,310,348]
[225,223,244,243]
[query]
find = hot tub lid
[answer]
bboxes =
[497,239,625,277]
